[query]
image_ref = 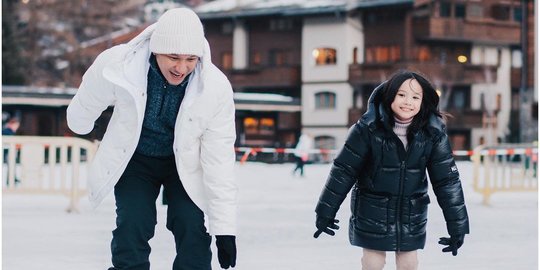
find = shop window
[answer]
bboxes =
[259,118,275,135]
[315,92,336,109]
[243,117,275,136]
[313,48,337,65]
[244,117,259,135]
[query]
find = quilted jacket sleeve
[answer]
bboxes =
[315,122,371,218]
[427,132,470,236]
[67,50,117,135]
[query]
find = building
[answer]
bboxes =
[347,0,525,149]
[2,0,536,152]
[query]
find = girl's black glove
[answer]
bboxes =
[313,215,340,238]
[438,234,465,256]
[216,235,236,269]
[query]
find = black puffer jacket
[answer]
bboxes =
[315,84,469,251]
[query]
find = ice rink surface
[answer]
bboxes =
[3,161,538,270]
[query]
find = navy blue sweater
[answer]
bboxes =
[135,54,190,157]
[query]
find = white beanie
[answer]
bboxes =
[149,8,205,57]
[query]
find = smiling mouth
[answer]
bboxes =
[170,71,183,78]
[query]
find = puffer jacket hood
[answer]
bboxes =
[361,81,445,135]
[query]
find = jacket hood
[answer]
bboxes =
[360,81,445,133]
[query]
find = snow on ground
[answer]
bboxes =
[2,161,538,270]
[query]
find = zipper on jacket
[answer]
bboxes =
[396,160,406,251]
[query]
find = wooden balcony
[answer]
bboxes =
[349,62,498,86]
[412,17,520,45]
[445,109,484,129]
[223,65,301,89]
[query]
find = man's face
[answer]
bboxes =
[155,54,199,85]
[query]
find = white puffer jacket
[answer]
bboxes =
[67,24,237,235]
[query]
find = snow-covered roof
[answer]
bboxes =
[195,0,415,18]
[234,92,297,103]
[195,0,347,19]
[347,0,413,9]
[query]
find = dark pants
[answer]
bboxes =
[293,156,305,176]
[111,152,212,270]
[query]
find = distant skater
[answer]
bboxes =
[293,133,313,177]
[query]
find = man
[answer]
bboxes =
[2,117,20,135]
[67,8,237,270]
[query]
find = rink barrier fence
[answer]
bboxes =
[470,144,538,205]
[2,137,537,211]
[2,136,98,213]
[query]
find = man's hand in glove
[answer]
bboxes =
[438,234,465,256]
[313,215,339,238]
[216,235,236,269]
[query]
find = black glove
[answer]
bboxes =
[215,235,236,269]
[438,234,465,256]
[313,215,340,238]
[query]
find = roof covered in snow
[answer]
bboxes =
[195,0,414,18]
[195,0,347,19]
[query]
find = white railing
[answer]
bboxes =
[471,144,538,205]
[2,136,98,212]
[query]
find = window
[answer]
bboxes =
[455,3,466,18]
[315,92,336,109]
[222,22,233,35]
[492,5,511,21]
[513,6,522,22]
[252,52,262,66]
[221,52,232,70]
[449,87,469,109]
[312,48,337,65]
[259,118,275,135]
[269,50,287,66]
[243,117,275,136]
[244,117,259,135]
[468,4,484,18]
[417,46,431,62]
[365,45,401,63]
[269,18,293,31]
[440,2,451,17]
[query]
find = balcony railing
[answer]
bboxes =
[349,62,498,86]
[445,109,484,129]
[223,65,301,88]
[412,17,520,44]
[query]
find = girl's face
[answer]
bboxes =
[391,78,423,122]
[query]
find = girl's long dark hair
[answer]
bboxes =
[380,69,442,137]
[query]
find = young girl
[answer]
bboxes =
[313,70,469,270]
